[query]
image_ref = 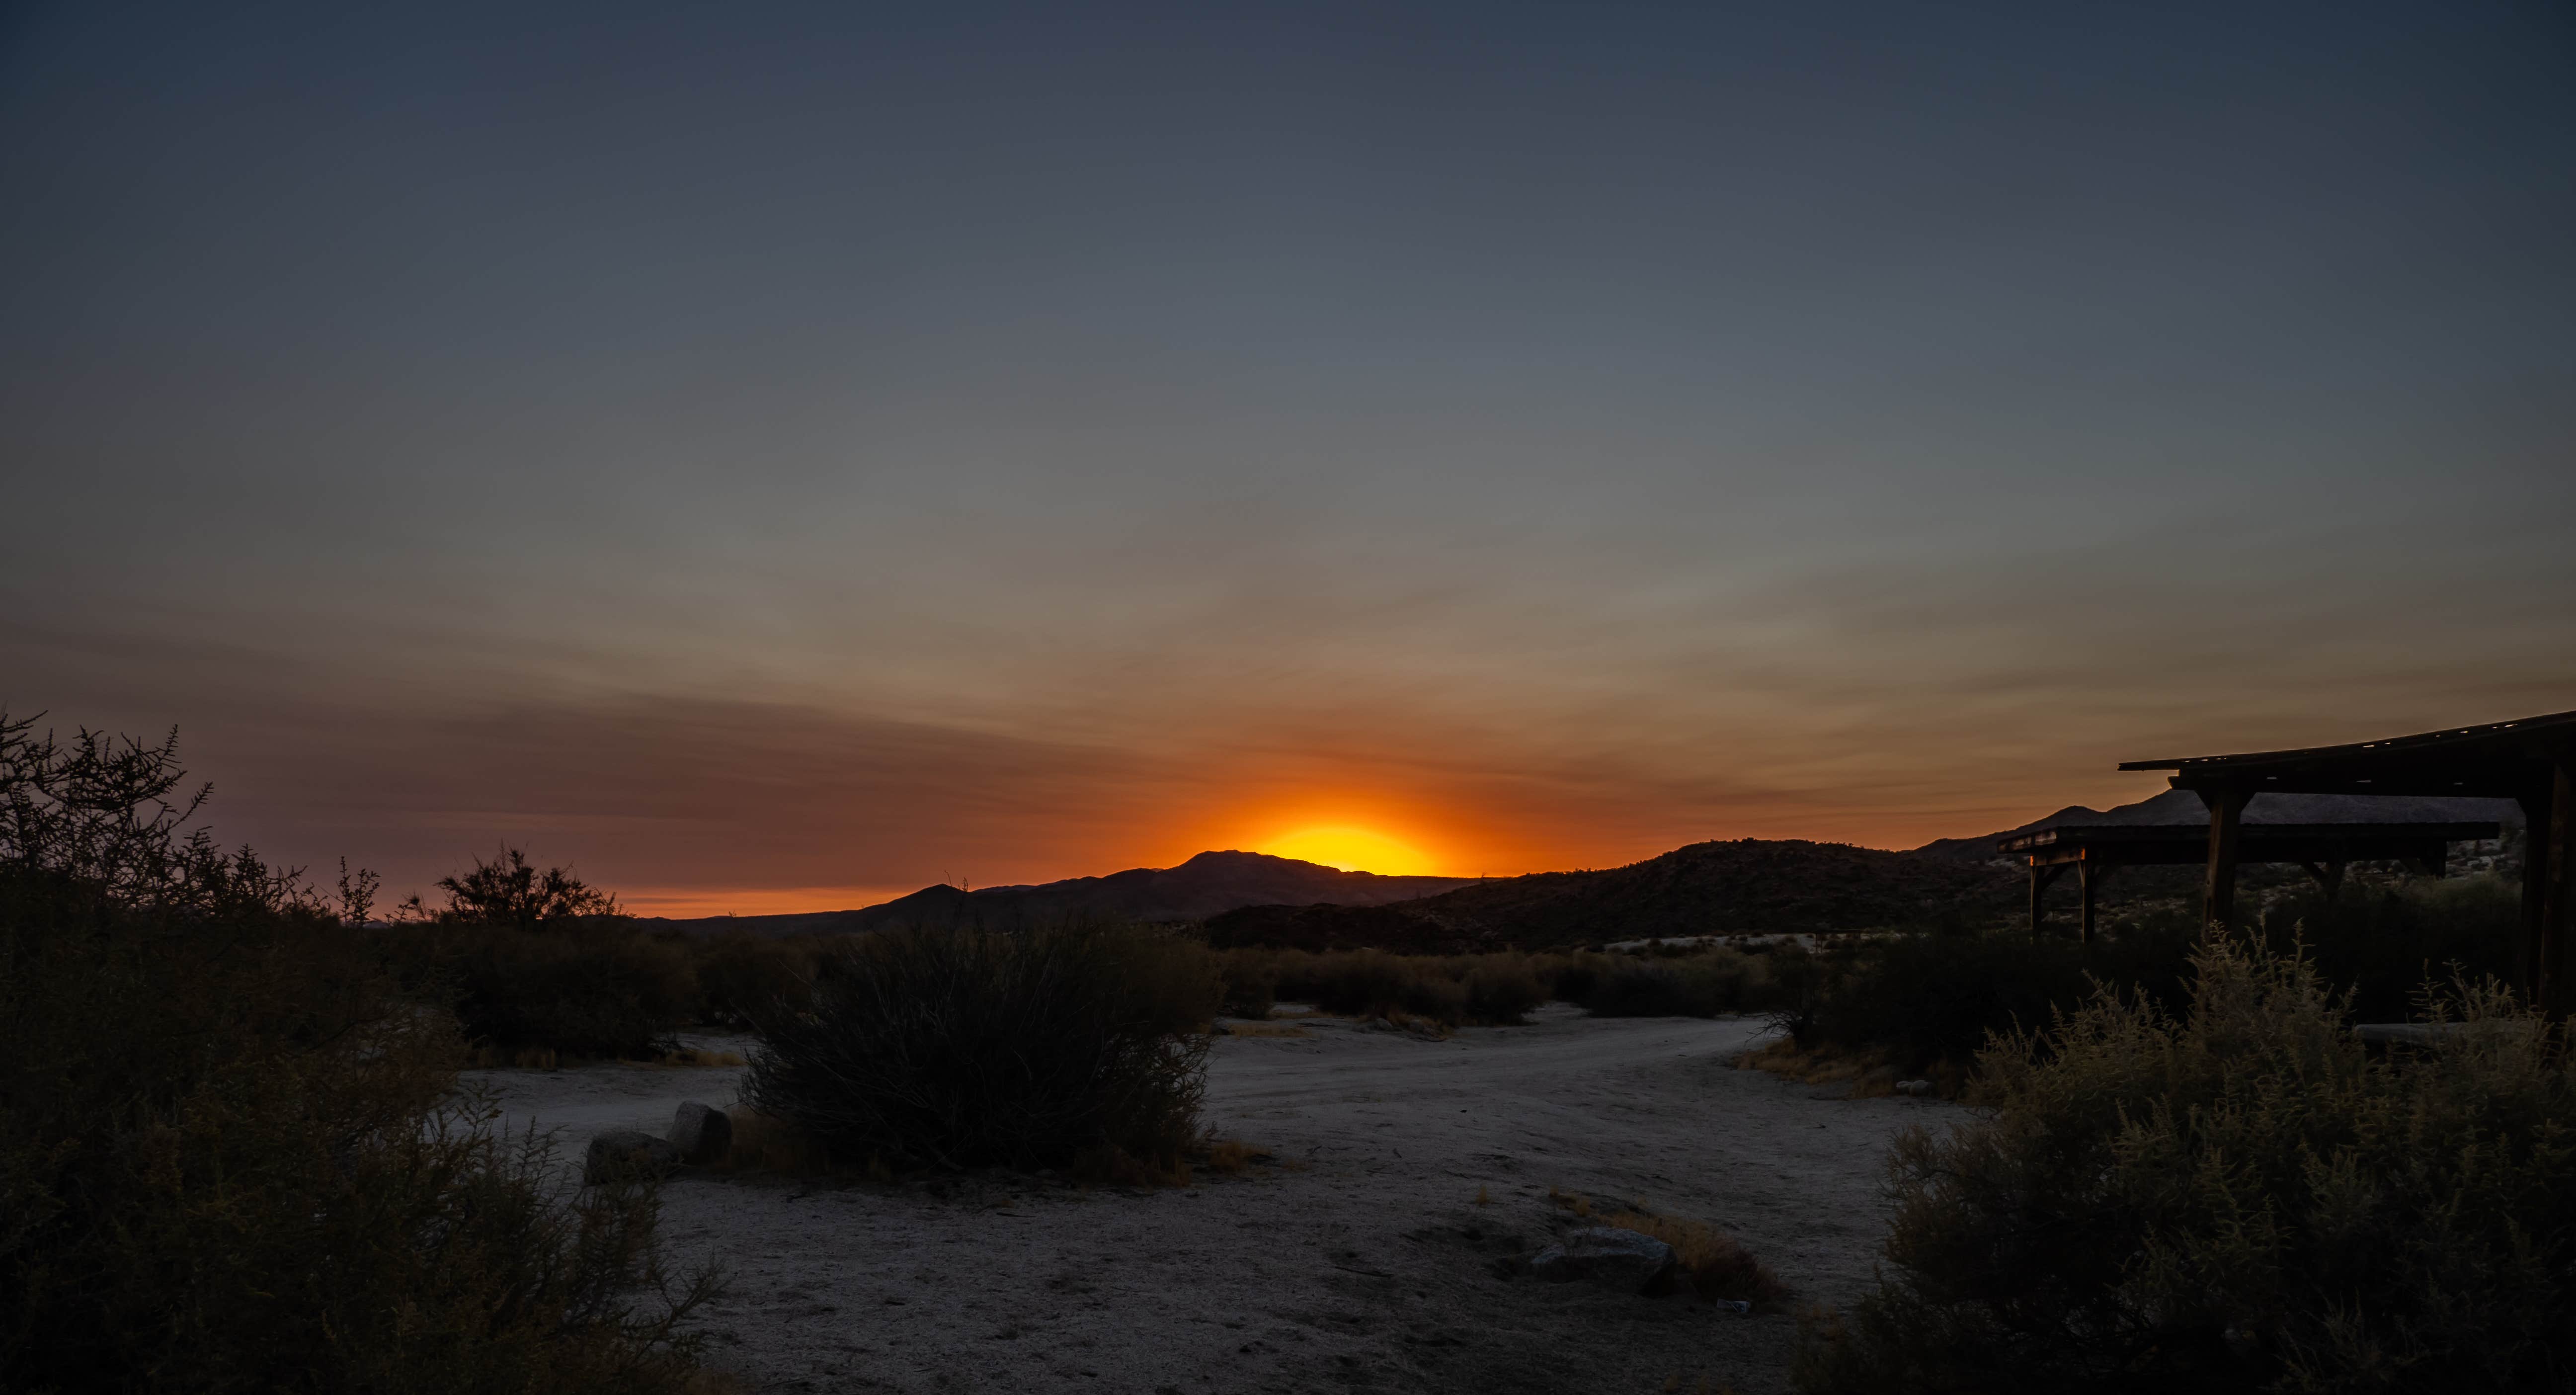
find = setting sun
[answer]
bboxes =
[1256,825,1440,876]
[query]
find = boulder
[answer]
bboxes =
[668,1100,733,1165]
[1527,1227,1677,1294]
[585,1129,680,1184]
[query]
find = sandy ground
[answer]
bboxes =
[467,1009,1956,1394]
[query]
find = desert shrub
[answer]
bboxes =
[1215,948,1279,1019]
[691,929,825,1028]
[1542,951,1610,1004]
[389,919,698,1059]
[382,848,697,1058]
[1796,935,2576,1394]
[1271,948,1471,1024]
[743,920,1219,1173]
[1584,948,1777,1018]
[0,713,709,1393]
[1464,954,1547,1024]
[1787,923,2196,1074]
[2254,873,2522,1023]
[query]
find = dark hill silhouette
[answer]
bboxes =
[1908,789,2524,863]
[643,851,1473,936]
[1203,838,2020,954]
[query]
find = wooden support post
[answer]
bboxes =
[2199,785,2253,928]
[2078,858,2114,945]
[2028,862,2068,937]
[2539,761,2576,1020]
[2523,782,2554,1010]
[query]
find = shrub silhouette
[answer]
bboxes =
[744,920,1219,1174]
[0,712,711,1392]
[1796,934,2576,1394]
[692,928,824,1029]
[401,845,622,928]
[385,847,695,1058]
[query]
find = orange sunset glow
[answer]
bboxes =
[1253,825,1441,876]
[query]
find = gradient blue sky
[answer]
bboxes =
[4,0,2571,911]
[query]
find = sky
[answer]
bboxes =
[3,0,2571,914]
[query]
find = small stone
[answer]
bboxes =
[668,1100,733,1165]
[1526,1227,1677,1294]
[585,1129,680,1184]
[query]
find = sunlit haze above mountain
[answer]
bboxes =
[3,1,2570,915]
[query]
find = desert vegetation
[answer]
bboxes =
[378,855,831,1060]
[1215,944,1791,1026]
[0,713,712,1393]
[1796,933,2576,1393]
[741,920,1223,1179]
[1764,874,2523,1088]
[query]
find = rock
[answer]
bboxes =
[585,1129,680,1184]
[668,1100,733,1165]
[1895,1079,1935,1097]
[1526,1227,1677,1294]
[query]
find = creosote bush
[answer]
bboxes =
[1796,934,2576,1394]
[744,920,1221,1175]
[0,712,710,1393]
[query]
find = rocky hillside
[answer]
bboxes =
[1203,838,2020,954]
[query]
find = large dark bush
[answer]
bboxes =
[691,928,825,1029]
[383,848,695,1058]
[744,920,1220,1173]
[1796,935,2576,1394]
[0,714,710,1393]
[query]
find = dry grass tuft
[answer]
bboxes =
[1609,1210,1788,1306]
[1073,1143,1193,1188]
[1218,1020,1313,1038]
[1734,1037,1966,1099]
[1179,1136,1292,1183]
[1551,1188,1786,1308]
[1199,1137,1263,1175]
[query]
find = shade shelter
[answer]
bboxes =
[2116,708,2576,1015]
[2006,802,2500,943]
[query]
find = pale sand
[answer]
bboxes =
[466,1008,1955,1394]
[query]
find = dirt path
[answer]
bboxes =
[468,1009,1953,1394]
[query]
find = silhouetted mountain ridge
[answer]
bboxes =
[1204,838,2020,954]
[643,851,1474,936]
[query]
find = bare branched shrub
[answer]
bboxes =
[744,921,1219,1174]
[1796,935,2576,1394]
[0,711,711,1392]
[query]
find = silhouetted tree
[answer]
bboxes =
[404,846,620,930]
